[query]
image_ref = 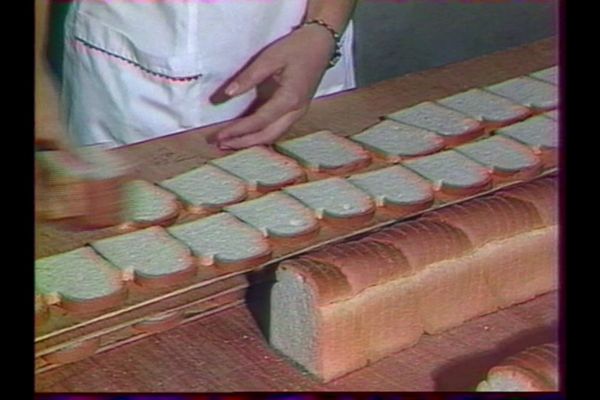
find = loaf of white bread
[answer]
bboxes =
[268,177,557,382]
[477,342,558,391]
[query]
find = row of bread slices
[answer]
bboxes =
[36,67,558,230]
[116,66,558,228]
[117,113,558,232]
[35,150,556,327]
[34,68,558,319]
[37,67,558,229]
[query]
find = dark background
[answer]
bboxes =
[353,0,558,86]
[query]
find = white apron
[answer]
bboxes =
[61,0,356,148]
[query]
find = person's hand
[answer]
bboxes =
[212,24,336,150]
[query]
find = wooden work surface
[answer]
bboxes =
[35,37,558,392]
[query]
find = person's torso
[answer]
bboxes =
[61,0,355,147]
[70,0,309,81]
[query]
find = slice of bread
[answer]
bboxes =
[159,165,247,213]
[456,136,543,181]
[436,88,531,127]
[225,192,319,240]
[35,247,126,313]
[387,101,484,147]
[404,150,492,199]
[283,177,375,227]
[91,226,196,288]
[484,76,557,111]
[210,146,305,192]
[348,165,434,214]
[121,180,181,229]
[529,66,558,85]
[350,120,445,162]
[275,131,372,175]
[167,213,272,268]
[496,115,558,168]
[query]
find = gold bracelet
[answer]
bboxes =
[298,19,342,68]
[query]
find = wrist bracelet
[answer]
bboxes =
[298,19,342,68]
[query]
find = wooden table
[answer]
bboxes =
[35,37,558,392]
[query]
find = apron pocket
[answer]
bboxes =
[68,11,204,82]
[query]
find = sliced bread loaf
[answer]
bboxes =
[267,182,557,381]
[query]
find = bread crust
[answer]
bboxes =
[479,343,559,391]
